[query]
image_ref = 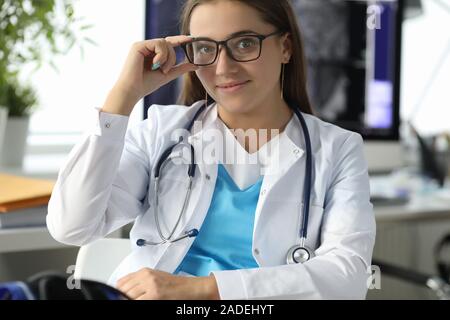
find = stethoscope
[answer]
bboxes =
[136,101,315,264]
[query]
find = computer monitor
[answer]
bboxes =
[293,0,404,172]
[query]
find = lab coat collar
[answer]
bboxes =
[188,101,219,142]
[257,114,305,177]
[187,102,306,176]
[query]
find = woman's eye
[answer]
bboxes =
[199,46,214,54]
[238,39,256,49]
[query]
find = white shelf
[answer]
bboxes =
[375,204,450,223]
[0,153,66,180]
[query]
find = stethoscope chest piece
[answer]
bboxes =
[286,244,315,264]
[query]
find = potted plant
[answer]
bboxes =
[0,80,37,166]
[0,106,7,157]
[0,0,92,167]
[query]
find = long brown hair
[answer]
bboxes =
[177,0,313,115]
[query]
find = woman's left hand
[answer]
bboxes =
[116,268,220,300]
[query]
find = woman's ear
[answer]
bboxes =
[281,33,293,63]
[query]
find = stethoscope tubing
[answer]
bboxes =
[137,102,314,263]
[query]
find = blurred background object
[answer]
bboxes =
[404,0,423,19]
[0,106,7,156]
[0,0,93,167]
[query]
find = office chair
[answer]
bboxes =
[74,238,132,283]
[372,235,450,300]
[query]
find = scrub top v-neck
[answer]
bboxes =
[174,163,262,276]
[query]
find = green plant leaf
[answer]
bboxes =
[0,0,95,116]
[83,37,98,46]
[80,24,94,31]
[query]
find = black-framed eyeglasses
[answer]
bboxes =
[181,30,284,66]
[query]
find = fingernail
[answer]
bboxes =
[151,62,161,71]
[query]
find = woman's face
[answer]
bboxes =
[189,0,291,115]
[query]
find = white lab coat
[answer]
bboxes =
[47,100,376,300]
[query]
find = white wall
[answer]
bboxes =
[19,0,146,138]
[401,0,450,135]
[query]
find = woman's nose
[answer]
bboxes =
[215,45,238,75]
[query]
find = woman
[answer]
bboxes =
[47,0,375,300]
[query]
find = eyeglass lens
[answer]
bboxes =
[184,35,261,65]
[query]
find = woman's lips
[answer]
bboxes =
[216,80,250,93]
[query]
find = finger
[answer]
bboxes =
[136,292,155,300]
[126,285,148,300]
[137,39,169,70]
[116,271,136,288]
[151,40,170,70]
[118,280,141,296]
[161,45,177,74]
[116,276,140,293]
[164,35,195,48]
[165,61,199,82]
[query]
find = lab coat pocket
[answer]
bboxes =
[255,196,324,266]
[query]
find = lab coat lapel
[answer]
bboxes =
[253,136,305,232]
[252,114,307,265]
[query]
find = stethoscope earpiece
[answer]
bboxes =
[136,228,199,247]
[136,239,146,247]
[186,229,199,237]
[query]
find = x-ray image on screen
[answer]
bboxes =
[292,0,401,139]
[292,0,350,122]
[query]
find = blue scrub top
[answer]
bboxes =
[174,163,262,276]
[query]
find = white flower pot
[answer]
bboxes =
[0,115,30,167]
[0,106,8,157]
